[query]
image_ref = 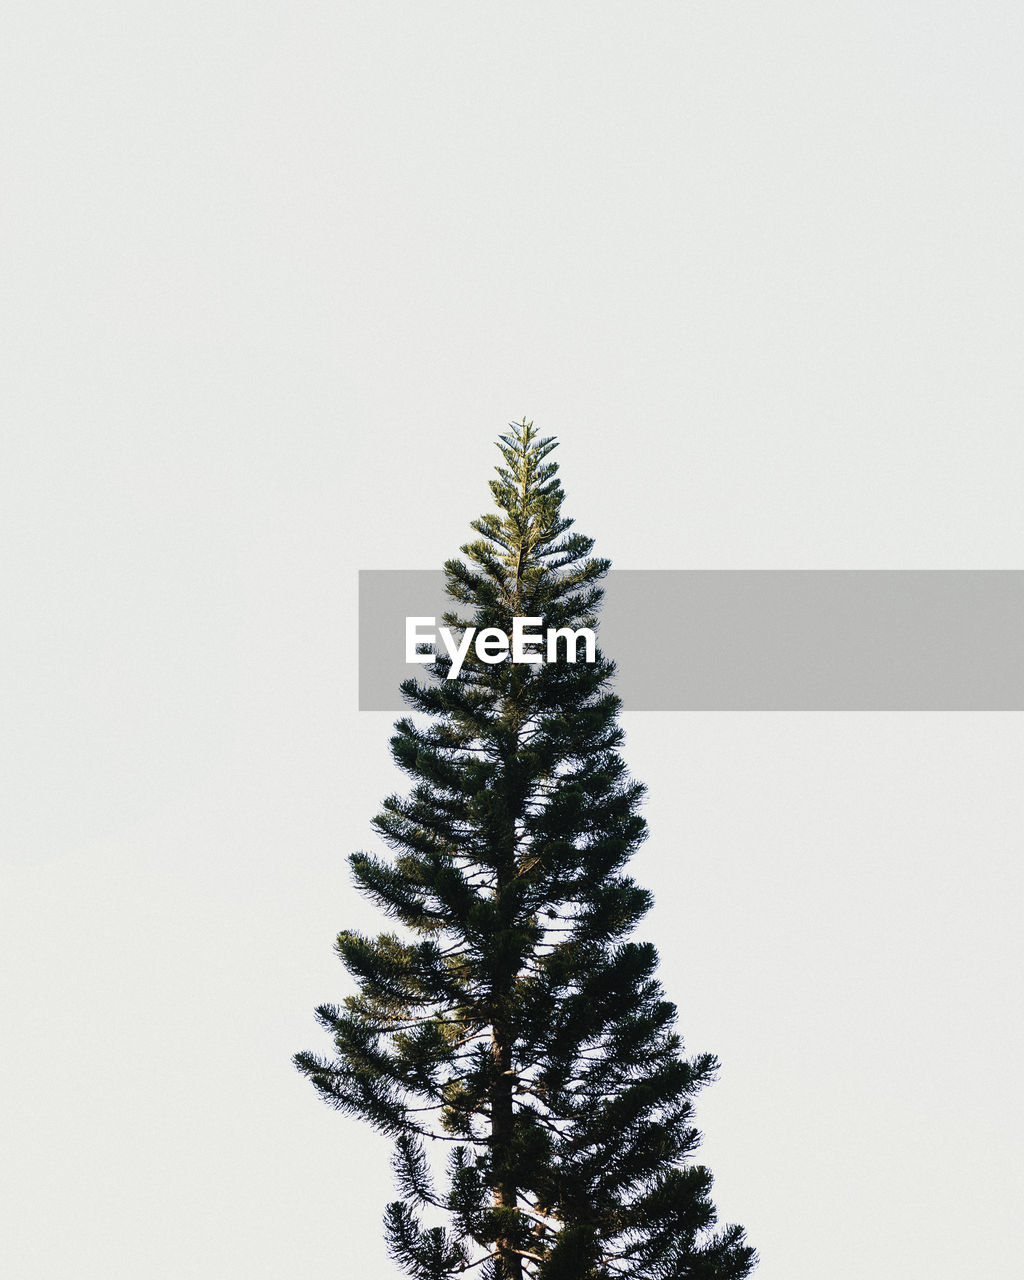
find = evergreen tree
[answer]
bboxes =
[295,421,756,1280]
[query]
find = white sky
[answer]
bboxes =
[2,3,1022,1277]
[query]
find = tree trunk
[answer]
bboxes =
[491,1018,523,1280]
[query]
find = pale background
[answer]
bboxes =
[2,3,1022,1277]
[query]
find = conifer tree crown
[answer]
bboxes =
[296,421,756,1280]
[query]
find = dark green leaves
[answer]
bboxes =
[295,421,756,1280]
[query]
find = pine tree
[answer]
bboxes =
[295,421,756,1280]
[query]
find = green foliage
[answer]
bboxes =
[296,421,756,1279]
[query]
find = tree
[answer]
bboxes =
[295,421,756,1280]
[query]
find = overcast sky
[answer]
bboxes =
[2,4,1022,1278]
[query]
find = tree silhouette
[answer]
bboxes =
[296,421,756,1279]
